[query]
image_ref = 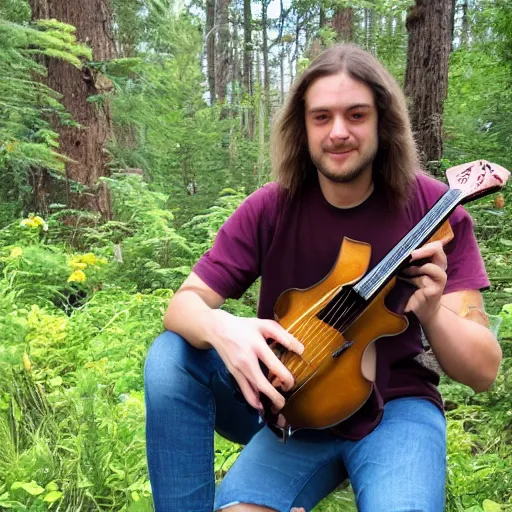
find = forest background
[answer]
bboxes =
[0,0,511,510]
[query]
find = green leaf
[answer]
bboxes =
[483,500,502,512]
[11,481,45,496]
[45,482,59,492]
[43,491,63,503]
[49,376,63,386]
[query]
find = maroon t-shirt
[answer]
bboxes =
[193,173,490,439]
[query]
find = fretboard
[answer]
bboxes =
[353,188,463,301]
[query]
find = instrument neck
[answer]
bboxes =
[353,188,463,301]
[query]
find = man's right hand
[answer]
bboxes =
[209,309,304,413]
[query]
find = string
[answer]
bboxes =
[290,289,363,382]
[286,288,362,382]
[356,189,462,298]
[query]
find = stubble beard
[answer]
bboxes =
[312,147,377,184]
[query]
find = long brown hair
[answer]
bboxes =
[271,44,420,205]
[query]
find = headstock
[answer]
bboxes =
[446,160,510,203]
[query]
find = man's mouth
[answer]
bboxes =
[326,148,354,154]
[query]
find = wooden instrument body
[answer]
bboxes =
[274,237,408,430]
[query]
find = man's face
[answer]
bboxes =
[304,72,378,184]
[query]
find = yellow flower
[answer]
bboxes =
[20,214,48,231]
[67,269,87,283]
[20,218,36,228]
[10,247,23,258]
[4,141,19,153]
[70,261,87,269]
[80,253,99,266]
[23,352,31,372]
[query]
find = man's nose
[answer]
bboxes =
[329,116,349,140]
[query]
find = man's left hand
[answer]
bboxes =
[402,241,448,325]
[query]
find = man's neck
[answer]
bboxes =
[318,171,374,209]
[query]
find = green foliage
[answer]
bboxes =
[181,187,248,255]
[439,297,512,511]
[105,10,261,225]
[0,16,91,208]
[0,180,251,511]
[100,174,194,291]
[444,47,512,170]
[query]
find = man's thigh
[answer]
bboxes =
[341,398,446,512]
[215,426,347,512]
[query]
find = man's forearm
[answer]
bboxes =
[422,305,502,392]
[163,290,221,350]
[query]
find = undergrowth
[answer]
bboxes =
[0,176,510,511]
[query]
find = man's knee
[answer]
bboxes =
[145,331,184,385]
[144,331,203,406]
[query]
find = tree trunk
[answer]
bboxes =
[461,0,469,47]
[243,0,254,137]
[289,45,295,85]
[278,0,286,105]
[256,49,266,184]
[231,9,241,118]
[450,0,456,51]
[404,0,454,170]
[28,0,115,218]
[364,7,374,49]
[206,0,216,103]
[215,0,231,107]
[261,0,270,119]
[332,7,354,43]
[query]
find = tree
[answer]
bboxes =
[332,7,354,43]
[215,0,231,106]
[28,0,115,217]
[404,0,455,169]
[261,0,271,118]
[243,0,254,136]
[206,0,216,103]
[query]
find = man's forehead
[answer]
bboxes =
[305,72,375,110]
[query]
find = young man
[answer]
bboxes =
[144,44,502,512]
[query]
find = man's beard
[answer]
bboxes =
[312,147,377,184]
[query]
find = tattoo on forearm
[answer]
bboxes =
[459,292,489,327]
[441,293,490,328]
[461,304,489,327]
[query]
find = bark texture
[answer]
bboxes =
[206,0,216,102]
[461,0,469,46]
[243,0,254,136]
[215,0,231,105]
[332,7,354,43]
[404,0,454,169]
[262,0,270,118]
[29,0,115,217]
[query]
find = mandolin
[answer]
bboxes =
[263,160,510,442]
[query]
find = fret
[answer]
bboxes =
[353,189,463,300]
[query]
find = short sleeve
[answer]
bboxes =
[444,206,490,294]
[192,183,282,300]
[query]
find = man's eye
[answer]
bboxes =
[351,113,364,120]
[315,115,328,121]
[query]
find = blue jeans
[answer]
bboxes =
[144,331,446,512]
